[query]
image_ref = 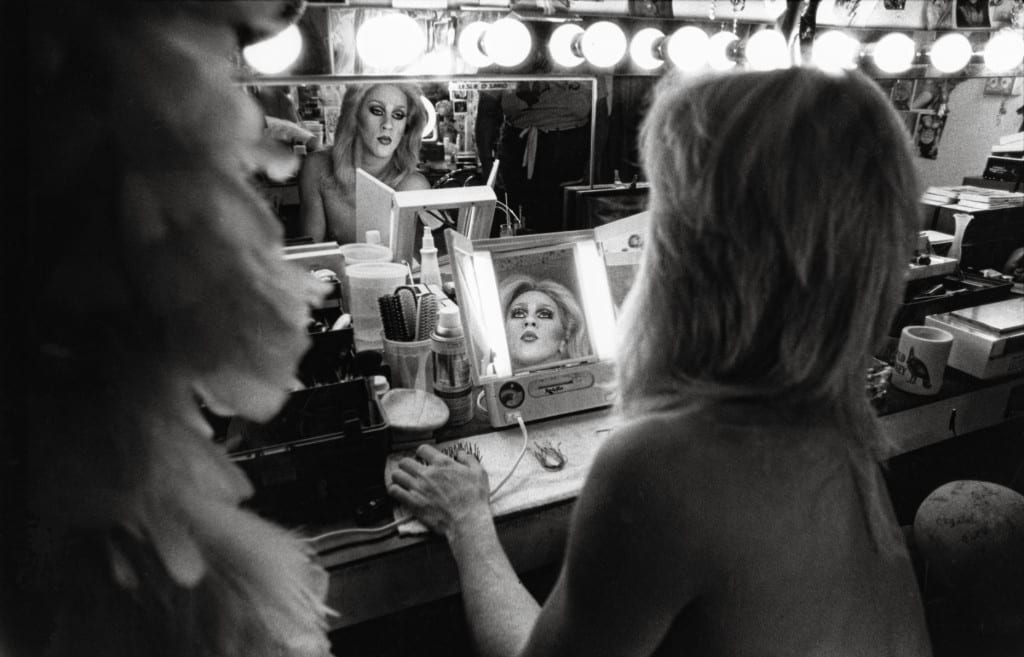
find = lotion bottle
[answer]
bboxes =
[419,231,442,288]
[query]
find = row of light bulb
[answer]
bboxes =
[245,14,1024,76]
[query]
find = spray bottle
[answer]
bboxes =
[431,305,473,426]
[419,231,442,289]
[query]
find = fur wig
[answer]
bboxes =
[9,2,335,655]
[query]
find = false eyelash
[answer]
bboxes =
[530,440,567,472]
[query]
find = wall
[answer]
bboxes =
[914,77,1023,188]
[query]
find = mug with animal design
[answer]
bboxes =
[892,325,954,396]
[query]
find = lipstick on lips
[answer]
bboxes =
[520,330,538,342]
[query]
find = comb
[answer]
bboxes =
[395,286,418,341]
[415,293,439,341]
[378,295,405,341]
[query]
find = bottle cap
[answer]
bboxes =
[365,230,381,245]
[435,305,462,337]
[422,231,436,251]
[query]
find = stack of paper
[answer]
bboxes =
[954,187,1024,211]
[920,186,961,206]
[992,131,1023,158]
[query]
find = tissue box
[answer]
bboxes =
[925,298,1024,380]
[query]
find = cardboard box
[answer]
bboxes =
[926,297,1024,379]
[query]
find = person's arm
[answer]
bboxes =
[297,151,327,241]
[389,421,704,657]
[474,90,503,177]
[388,445,540,657]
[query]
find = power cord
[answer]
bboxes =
[307,414,530,545]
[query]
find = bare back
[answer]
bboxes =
[523,402,931,657]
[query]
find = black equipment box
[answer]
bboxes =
[230,377,391,527]
[228,310,393,527]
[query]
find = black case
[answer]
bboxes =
[229,314,392,527]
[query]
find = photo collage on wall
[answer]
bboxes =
[874,78,955,160]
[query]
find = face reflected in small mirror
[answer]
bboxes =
[495,244,593,374]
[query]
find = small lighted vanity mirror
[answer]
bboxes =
[355,169,495,267]
[446,211,648,427]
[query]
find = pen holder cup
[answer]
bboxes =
[382,337,433,392]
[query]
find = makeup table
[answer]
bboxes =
[312,369,1024,631]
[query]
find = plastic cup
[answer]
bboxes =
[382,336,434,391]
[346,262,408,352]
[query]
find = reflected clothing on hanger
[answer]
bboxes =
[486,82,593,234]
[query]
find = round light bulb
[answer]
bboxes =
[744,29,790,71]
[811,30,860,72]
[666,26,710,72]
[458,21,492,68]
[580,21,627,68]
[629,27,665,71]
[984,30,1024,73]
[872,32,916,74]
[242,24,303,75]
[420,96,437,140]
[549,23,585,68]
[482,17,532,68]
[356,13,425,71]
[928,32,973,74]
[708,30,739,71]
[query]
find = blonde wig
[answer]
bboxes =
[617,68,920,444]
[331,82,426,189]
[13,2,333,656]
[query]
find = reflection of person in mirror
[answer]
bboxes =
[389,69,931,657]
[500,275,589,372]
[298,83,430,243]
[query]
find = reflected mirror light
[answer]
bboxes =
[928,32,973,73]
[458,21,492,68]
[549,23,586,68]
[872,32,917,73]
[745,29,789,71]
[243,24,303,75]
[580,21,627,68]
[984,30,1024,73]
[666,25,710,72]
[482,17,532,67]
[811,30,861,72]
[629,27,665,71]
[708,31,739,71]
[356,13,426,70]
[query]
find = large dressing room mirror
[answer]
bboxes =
[246,76,602,240]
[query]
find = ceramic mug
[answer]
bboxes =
[892,325,954,396]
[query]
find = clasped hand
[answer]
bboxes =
[388,444,493,539]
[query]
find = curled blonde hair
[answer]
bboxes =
[618,68,919,437]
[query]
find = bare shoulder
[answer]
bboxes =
[299,149,330,181]
[396,170,431,192]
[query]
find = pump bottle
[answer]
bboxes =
[419,231,442,288]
